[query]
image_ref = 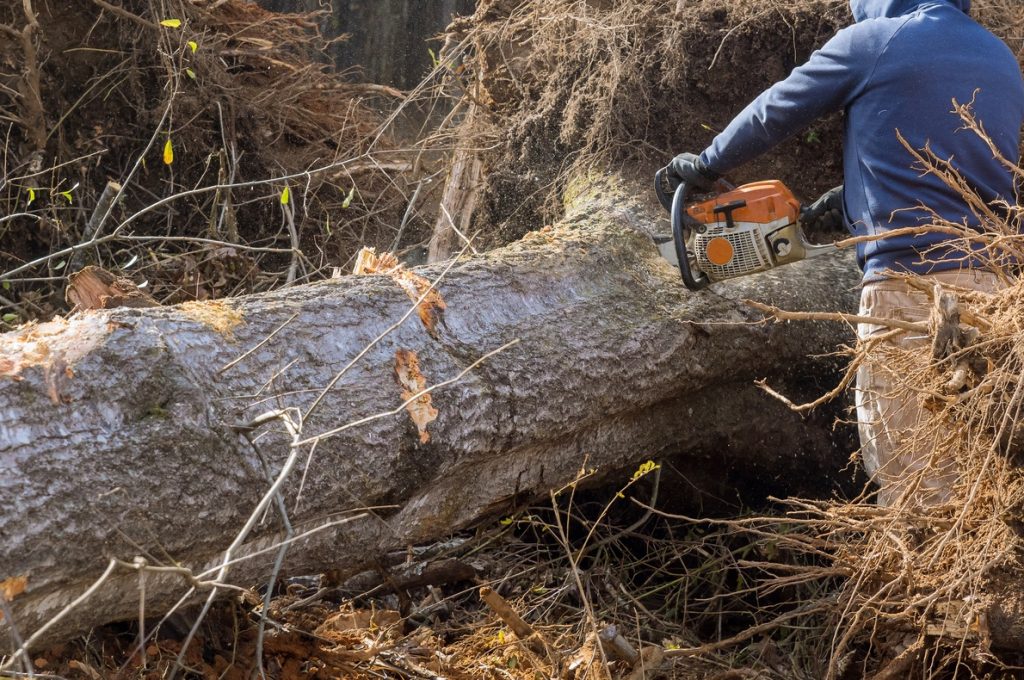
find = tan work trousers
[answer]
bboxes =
[855,268,1002,507]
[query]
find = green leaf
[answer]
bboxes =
[1,281,10,291]
[342,186,355,209]
[2,313,18,324]
[187,40,198,54]
[54,260,66,270]
[26,188,35,206]
[280,186,290,206]
[160,18,182,28]
[427,47,440,68]
[59,190,73,204]
[185,68,196,80]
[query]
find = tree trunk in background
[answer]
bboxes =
[258,0,475,87]
[0,176,860,651]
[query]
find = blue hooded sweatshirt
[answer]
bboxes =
[699,0,1024,281]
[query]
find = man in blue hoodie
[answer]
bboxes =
[665,0,1024,506]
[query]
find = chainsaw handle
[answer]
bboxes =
[654,169,710,290]
[654,168,674,211]
[672,186,710,290]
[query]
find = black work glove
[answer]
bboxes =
[801,185,845,231]
[664,152,720,192]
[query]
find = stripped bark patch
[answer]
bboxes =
[0,575,27,622]
[354,247,447,335]
[394,349,438,444]
[0,316,106,384]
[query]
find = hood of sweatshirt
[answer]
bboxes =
[850,0,970,22]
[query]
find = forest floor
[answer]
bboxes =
[24,469,804,680]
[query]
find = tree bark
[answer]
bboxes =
[0,176,860,651]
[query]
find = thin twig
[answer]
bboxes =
[746,300,930,334]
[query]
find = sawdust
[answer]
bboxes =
[178,300,245,338]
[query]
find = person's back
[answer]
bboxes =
[841,0,1024,280]
[697,0,1024,281]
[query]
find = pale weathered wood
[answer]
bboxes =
[0,176,860,650]
[428,125,483,262]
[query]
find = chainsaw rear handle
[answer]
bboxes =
[654,169,710,291]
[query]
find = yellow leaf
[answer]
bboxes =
[631,460,660,481]
[187,40,198,54]
[163,138,174,166]
[26,187,35,206]
[280,186,290,206]
[160,19,182,28]
[499,516,514,526]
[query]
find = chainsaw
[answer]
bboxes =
[653,170,836,290]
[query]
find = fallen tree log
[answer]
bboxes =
[0,176,860,651]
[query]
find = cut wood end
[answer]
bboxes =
[65,265,159,312]
[352,247,400,275]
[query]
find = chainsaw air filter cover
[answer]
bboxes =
[686,180,803,282]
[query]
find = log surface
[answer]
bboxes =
[0,179,859,649]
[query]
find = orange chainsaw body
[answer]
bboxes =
[685,180,801,228]
[665,179,832,283]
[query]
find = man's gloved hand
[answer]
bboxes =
[664,152,720,192]
[801,185,845,231]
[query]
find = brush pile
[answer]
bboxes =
[0,0,410,323]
